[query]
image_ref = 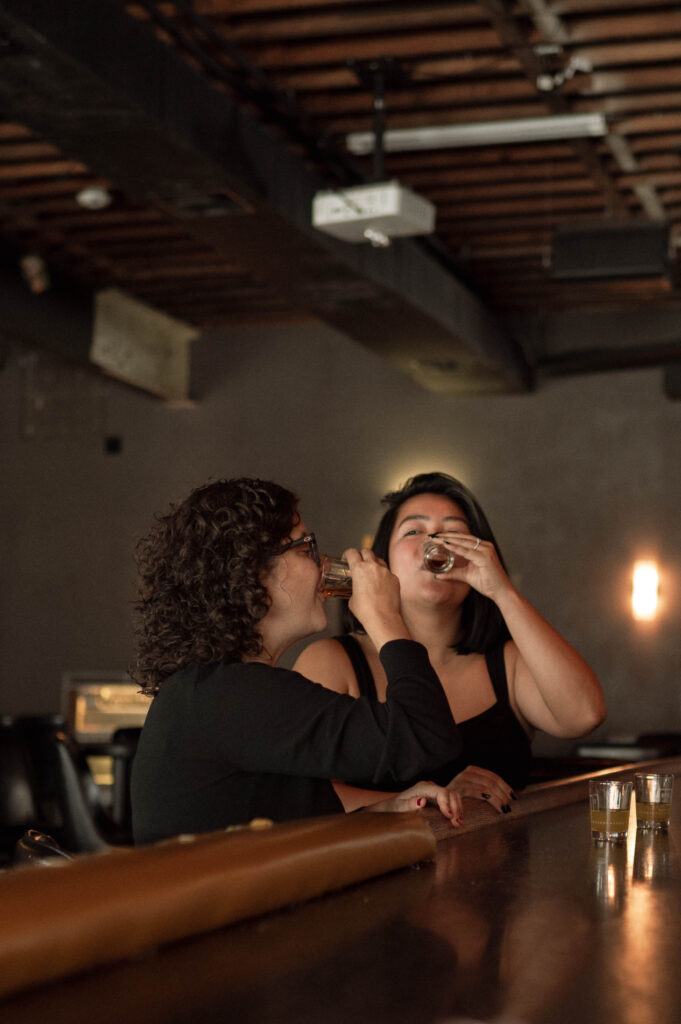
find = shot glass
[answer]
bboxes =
[634,772,674,831]
[589,778,632,843]
[321,557,352,599]
[422,540,456,574]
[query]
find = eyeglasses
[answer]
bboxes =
[278,532,320,566]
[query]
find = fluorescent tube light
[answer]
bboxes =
[347,113,607,154]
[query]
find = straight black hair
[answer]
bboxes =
[349,472,511,654]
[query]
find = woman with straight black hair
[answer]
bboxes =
[295,472,606,814]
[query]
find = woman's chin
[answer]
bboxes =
[415,578,469,605]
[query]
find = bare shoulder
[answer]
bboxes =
[293,637,360,696]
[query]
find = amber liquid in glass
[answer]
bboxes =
[590,808,629,836]
[423,542,455,574]
[636,801,671,828]
[322,559,352,598]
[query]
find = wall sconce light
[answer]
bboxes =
[632,561,659,621]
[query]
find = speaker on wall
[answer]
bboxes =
[551,221,670,280]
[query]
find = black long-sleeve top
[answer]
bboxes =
[131,639,460,844]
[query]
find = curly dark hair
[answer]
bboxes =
[349,471,511,655]
[131,478,299,694]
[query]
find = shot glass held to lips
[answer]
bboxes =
[422,540,457,574]
[322,539,458,597]
[321,556,353,598]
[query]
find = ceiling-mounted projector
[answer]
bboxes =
[312,180,435,245]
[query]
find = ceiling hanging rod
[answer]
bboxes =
[346,56,411,182]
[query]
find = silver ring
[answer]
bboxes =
[473,537,481,551]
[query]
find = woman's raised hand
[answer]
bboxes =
[438,532,512,602]
[364,780,463,825]
[447,764,515,815]
[343,547,411,647]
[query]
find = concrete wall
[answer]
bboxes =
[1,322,679,755]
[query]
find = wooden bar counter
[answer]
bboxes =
[2,758,681,1024]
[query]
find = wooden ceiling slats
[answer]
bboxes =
[577,38,681,68]
[0,123,33,140]
[575,93,681,117]
[192,0,402,15]
[0,142,63,161]
[467,247,549,261]
[635,154,681,172]
[442,207,625,233]
[59,224,189,242]
[629,138,681,160]
[548,1,677,13]
[300,76,538,118]
[450,228,553,246]
[576,65,681,95]
[78,244,210,263]
[427,177,600,202]
[618,171,681,190]
[235,26,502,69]
[225,4,485,42]
[130,276,272,295]
[566,10,681,44]
[4,1,681,328]
[610,112,681,134]
[385,143,578,169]
[0,160,89,181]
[437,192,606,217]
[404,160,585,186]
[120,250,243,268]
[120,264,248,281]
[0,178,109,200]
[37,208,163,226]
[273,56,520,93]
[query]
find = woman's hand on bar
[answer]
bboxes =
[362,781,463,826]
[447,764,515,815]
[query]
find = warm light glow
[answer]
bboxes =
[632,561,659,621]
[382,459,475,499]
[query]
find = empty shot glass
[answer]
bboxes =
[634,772,674,831]
[589,779,633,843]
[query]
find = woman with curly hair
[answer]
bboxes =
[130,477,464,844]
[295,472,606,815]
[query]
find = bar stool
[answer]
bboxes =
[0,719,43,865]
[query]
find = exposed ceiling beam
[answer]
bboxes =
[478,0,628,218]
[0,0,533,393]
[538,340,681,378]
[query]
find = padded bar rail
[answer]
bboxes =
[0,811,434,1000]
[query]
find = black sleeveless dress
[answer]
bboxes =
[334,635,532,791]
